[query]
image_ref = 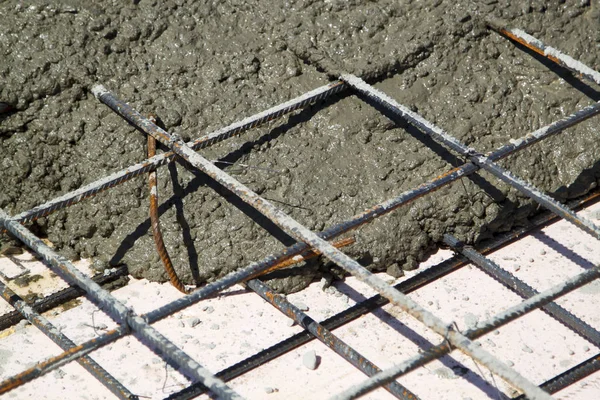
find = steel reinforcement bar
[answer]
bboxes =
[142,96,600,327]
[0,209,243,400]
[167,190,600,399]
[93,84,552,400]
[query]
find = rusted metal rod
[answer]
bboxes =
[147,114,190,294]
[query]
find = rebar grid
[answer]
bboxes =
[0,22,599,400]
[93,84,553,400]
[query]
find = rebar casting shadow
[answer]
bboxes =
[533,232,597,271]
[334,279,511,400]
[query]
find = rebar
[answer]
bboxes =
[94,84,552,400]
[341,74,600,240]
[486,19,600,86]
[147,113,190,294]
[331,262,600,400]
[245,278,419,400]
[0,208,243,400]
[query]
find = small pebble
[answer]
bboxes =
[513,264,521,272]
[295,301,309,311]
[568,349,575,356]
[53,369,67,380]
[210,323,220,330]
[203,306,215,314]
[540,249,546,255]
[188,317,201,328]
[462,296,469,301]
[207,342,216,350]
[583,345,590,352]
[303,350,319,370]
[522,345,533,354]
[264,387,277,394]
[177,320,185,328]
[528,258,534,263]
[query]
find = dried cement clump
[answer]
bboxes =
[1,1,599,293]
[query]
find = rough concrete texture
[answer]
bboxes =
[1,1,600,293]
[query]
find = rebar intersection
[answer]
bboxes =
[1,22,600,399]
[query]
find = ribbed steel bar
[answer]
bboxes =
[0,209,243,400]
[245,278,418,400]
[9,81,346,227]
[94,85,552,400]
[331,263,600,400]
[143,92,600,326]
[342,74,600,240]
[486,19,600,86]
[0,280,135,399]
[0,326,128,395]
[0,265,128,332]
[443,233,600,345]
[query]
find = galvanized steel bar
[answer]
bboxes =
[245,278,418,400]
[486,19,600,86]
[0,209,243,400]
[443,234,600,345]
[10,81,346,226]
[143,95,600,325]
[332,264,600,400]
[342,74,600,240]
[0,281,135,399]
[94,85,552,400]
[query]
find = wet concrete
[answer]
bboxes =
[1,1,599,293]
